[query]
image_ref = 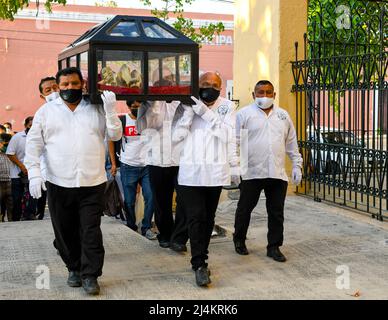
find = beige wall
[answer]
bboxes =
[234,0,280,108]
[234,0,307,111]
[233,0,307,190]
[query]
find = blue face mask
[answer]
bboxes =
[255,97,274,109]
[45,91,59,102]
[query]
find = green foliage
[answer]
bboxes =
[140,0,225,45]
[0,0,67,20]
[95,0,118,7]
[306,0,387,115]
[307,0,386,58]
[1,0,225,45]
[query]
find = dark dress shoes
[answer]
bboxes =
[195,267,211,287]
[267,247,287,262]
[234,241,249,255]
[82,277,100,295]
[158,240,170,248]
[67,271,81,287]
[170,242,187,252]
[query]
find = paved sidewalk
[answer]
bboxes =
[0,194,388,300]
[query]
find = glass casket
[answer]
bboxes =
[58,15,199,104]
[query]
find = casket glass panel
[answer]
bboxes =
[60,59,66,69]
[148,52,191,95]
[107,21,140,37]
[69,56,77,68]
[142,21,176,39]
[97,50,144,95]
[58,15,199,103]
[80,52,88,92]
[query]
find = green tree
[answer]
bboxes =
[95,0,118,7]
[140,0,225,45]
[0,0,67,20]
[1,0,225,46]
[306,0,387,113]
[307,0,387,58]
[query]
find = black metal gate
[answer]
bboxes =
[292,0,388,220]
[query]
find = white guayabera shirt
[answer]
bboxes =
[236,103,303,182]
[6,129,48,180]
[6,130,27,178]
[178,96,239,187]
[136,100,194,167]
[24,97,122,188]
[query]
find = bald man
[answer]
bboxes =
[174,71,239,286]
[170,72,239,250]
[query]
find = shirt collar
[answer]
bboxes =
[208,96,224,111]
[253,103,277,117]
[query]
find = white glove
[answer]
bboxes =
[29,177,46,199]
[101,90,117,117]
[191,96,209,116]
[231,175,241,187]
[291,167,302,185]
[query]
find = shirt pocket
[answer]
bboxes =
[271,119,287,141]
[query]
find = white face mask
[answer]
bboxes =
[255,97,274,110]
[45,91,59,102]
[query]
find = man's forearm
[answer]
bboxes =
[7,155,26,171]
[108,141,117,167]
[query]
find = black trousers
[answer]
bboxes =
[0,181,13,222]
[36,189,47,220]
[46,182,106,279]
[170,183,189,245]
[148,165,186,243]
[179,185,222,270]
[234,178,288,249]
[11,178,37,221]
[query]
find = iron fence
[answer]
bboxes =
[292,0,388,220]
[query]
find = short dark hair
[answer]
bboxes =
[126,99,139,107]
[39,76,56,94]
[56,67,83,84]
[3,122,12,129]
[254,80,274,91]
[0,125,6,132]
[24,116,34,127]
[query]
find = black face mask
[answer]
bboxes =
[130,108,138,118]
[60,89,83,104]
[199,87,220,104]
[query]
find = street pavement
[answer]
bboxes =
[1,192,388,300]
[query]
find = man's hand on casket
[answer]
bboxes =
[191,96,209,117]
[101,90,117,117]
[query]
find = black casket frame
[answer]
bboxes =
[58,15,199,104]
